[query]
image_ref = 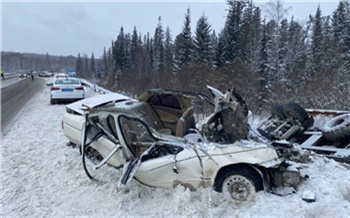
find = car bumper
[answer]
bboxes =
[51,92,84,101]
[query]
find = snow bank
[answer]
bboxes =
[1,83,349,217]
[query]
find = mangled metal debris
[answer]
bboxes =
[257,103,350,164]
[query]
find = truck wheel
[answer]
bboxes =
[283,102,309,125]
[271,105,286,120]
[322,114,350,143]
[214,167,263,202]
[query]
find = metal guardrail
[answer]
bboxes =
[80,79,112,94]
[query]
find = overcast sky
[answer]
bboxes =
[2,0,339,58]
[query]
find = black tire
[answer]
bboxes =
[214,166,263,201]
[322,114,350,142]
[270,105,286,120]
[50,99,54,105]
[302,116,315,129]
[283,102,309,124]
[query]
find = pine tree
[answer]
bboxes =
[164,26,174,73]
[84,54,89,77]
[193,13,212,65]
[311,6,324,71]
[332,1,350,59]
[75,53,83,77]
[265,20,279,83]
[287,17,307,80]
[113,27,128,73]
[214,29,226,68]
[102,47,109,78]
[174,7,193,70]
[45,52,51,70]
[223,0,245,63]
[131,26,139,70]
[153,16,165,73]
[90,52,96,79]
[278,18,288,81]
[173,33,184,71]
[240,3,262,71]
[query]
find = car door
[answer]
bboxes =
[116,115,205,191]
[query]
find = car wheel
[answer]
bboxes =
[322,114,350,143]
[50,99,54,105]
[86,146,103,165]
[214,167,263,202]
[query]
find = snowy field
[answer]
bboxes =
[1,82,350,217]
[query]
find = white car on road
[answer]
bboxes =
[50,77,84,104]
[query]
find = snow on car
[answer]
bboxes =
[50,77,85,104]
[62,86,306,201]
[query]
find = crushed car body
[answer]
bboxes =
[62,86,305,201]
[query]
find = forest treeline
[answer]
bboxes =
[76,0,349,112]
[1,52,76,73]
[2,1,349,113]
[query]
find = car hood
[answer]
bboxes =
[66,93,131,115]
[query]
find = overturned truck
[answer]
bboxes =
[257,103,350,164]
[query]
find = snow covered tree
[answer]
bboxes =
[311,6,324,71]
[224,0,245,63]
[332,1,350,61]
[286,17,308,82]
[193,13,212,65]
[45,53,51,70]
[278,18,288,81]
[210,30,218,67]
[265,20,279,83]
[90,52,96,79]
[113,27,129,73]
[153,16,165,73]
[164,26,174,73]
[75,53,83,77]
[174,7,193,70]
[214,30,227,68]
[240,3,263,72]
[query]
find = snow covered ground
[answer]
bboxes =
[1,81,350,217]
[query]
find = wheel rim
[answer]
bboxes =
[86,147,103,164]
[223,175,254,201]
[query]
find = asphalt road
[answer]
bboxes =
[1,77,45,132]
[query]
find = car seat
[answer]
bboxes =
[176,106,196,137]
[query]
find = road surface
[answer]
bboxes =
[1,77,45,132]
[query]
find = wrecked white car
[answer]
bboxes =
[62,86,304,201]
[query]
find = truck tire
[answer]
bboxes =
[271,105,286,120]
[283,102,311,128]
[322,114,350,142]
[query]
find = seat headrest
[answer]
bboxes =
[182,107,194,118]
